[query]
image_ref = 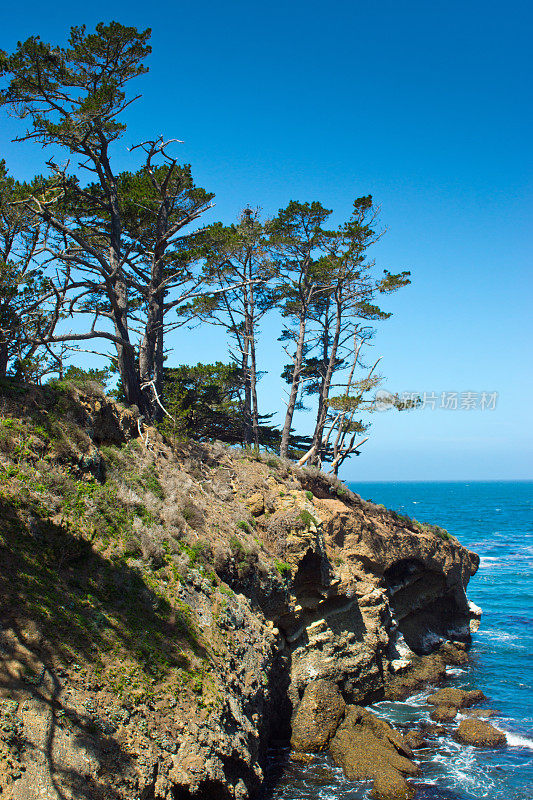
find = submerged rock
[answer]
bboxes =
[453,719,507,747]
[403,730,427,749]
[290,679,345,752]
[465,708,499,718]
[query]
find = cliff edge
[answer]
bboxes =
[0,380,480,799]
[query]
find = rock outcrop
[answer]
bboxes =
[290,679,345,752]
[0,382,482,800]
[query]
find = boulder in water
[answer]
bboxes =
[330,706,419,800]
[465,708,499,718]
[426,688,486,708]
[403,730,427,749]
[453,719,507,747]
[430,705,458,722]
[290,679,345,752]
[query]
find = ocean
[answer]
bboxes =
[265,480,533,800]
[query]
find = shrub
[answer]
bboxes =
[213,545,230,575]
[229,535,245,557]
[275,560,292,578]
[142,466,165,500]
[179,540,207,566]
[434,526,452,541]
[181,502,204,530]
[237,520,251,534]
[305,490,313,501]
[299,509,317,528]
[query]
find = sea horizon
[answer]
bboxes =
[348,478,533,484]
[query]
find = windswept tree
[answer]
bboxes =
[296,196,411,466]
[188,209,278,447]
[1,22,153,407]
[160,361,281,449]
[78,137,215,420]
[1,24,220,419]
[268,201,335,458]
[0,161,66,378]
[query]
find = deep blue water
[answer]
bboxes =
[269,480,533,800]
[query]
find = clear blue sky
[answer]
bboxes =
[2,0,532,480]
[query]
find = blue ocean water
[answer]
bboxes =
[268,480,533,800]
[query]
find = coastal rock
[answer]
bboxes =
[453,719,507,747]
[438,641,469,665]
[427,688,487,708]
[330,706,419,800]
[384,651,448,700]
[289,751,315,763]
[371,771,415,800]
[290,679,345,752]
[0,384,482,800]
[403,730,427,749]
[419,720,447,737]
[430,705,458,722]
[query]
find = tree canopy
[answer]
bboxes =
[0,20,415,473]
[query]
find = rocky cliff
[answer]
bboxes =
[0,380,480,800]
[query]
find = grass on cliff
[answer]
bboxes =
[0,380,212,706]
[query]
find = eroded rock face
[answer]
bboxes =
[273,491,480,709]
[290,679,345,752]
[454,719,507,747]
[330,706,419,800]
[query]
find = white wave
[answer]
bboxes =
[445,666,466,676]
[480,629,526,648]
[496,728,533,750]
[429,741,495,793]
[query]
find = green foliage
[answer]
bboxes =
[179,540,206,567]
[299,509,318,528]
[1,22,152,148]
[305,490,314,501]
[391,510,412,526]
[142,465,164,500]
[49,365,111,392]
[237,520,251,534]
[229,535,245,556]
[274,560,292,578]
[160,362,280,448]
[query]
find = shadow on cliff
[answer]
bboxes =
[0,497,206,799]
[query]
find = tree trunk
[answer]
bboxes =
[280,314,307,458]
[310,299,342,463]
[241,334,252,447]
[111,271,143,412]
[250,334,260,450]
[0,341,8,378]
[139,285,164,422]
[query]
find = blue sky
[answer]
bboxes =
[2,0,532,480]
